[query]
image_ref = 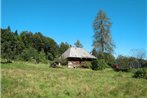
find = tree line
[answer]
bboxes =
[1,26,74,63]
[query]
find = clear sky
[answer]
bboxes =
[1,0,146,57]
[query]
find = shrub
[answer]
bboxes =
[53,58,68,65]
[60,59,68,66]
[80,61,92,68]
[97,52,115,67]
[19,47,39,61]
[50,60,59,68]
[37,49,48,64]
[116,55,143,69]
[91,60,98,70]
[133,68,147,79]
[142,60,147,68]
[50,58,68,68]
[113,64,131,72]
[91,59,108,70]
[104,53,115,67]
[116,55,129,68]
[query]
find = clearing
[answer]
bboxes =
[1,62,147,98]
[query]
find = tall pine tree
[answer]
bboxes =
[93,10,115,53]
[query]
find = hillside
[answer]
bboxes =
[1,62,147,98]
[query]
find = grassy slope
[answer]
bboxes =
[1,62,147,98]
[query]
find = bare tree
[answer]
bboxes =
[131,49,146,67]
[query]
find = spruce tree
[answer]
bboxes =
[93,10,115,53]
[74,40,83,48]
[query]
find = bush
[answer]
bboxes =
[79,61,92,68]
[50,58,68,68]
[60,59,68,65]
[116,55,143,69]
[113,64,131,72]
[37,49,48,64]
[116,55,129,69]
[142,60,147,68]
[97,52,115,67]
[19,48,39,61]
[91,60,98,70]
[91,59,108,70]
[104,53,115,67]
[18,48,48,64]
[133,68,147,79]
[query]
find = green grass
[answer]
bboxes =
[1,62,147,98]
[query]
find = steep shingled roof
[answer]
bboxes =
[61,47,96,59]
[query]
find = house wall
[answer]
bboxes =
[68,60,94,68]
[67,58,94,68]
[68,61,81,65]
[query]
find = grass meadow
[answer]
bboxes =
[1,62,147,98]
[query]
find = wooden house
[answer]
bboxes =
[61,47,96,68]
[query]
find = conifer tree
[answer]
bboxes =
[93,10,115,53]
[74,40,83,48]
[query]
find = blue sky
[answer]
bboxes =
[1,0,146,57]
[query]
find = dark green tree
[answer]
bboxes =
[20,31,34,48]
[7,26,11,32]
[38,49,48,63]
[93,10,115,53]
[33,32,44,51]
[1,28,18,61]
[43,36,59,59]
[16,35,25,55]
[14,30,18,36]
[104,52,115,67]
[91,59,108,70]
[59,42,70,55]
[19,47,38,61]
[1,26,61,62]
[91,48,98,57]
[97,51,105,59]
[74,40,83,48]
[96,51,115,67]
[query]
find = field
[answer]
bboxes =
[1,62,147,98]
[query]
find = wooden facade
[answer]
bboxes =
[67,57,95,68]
[61,47,96,68]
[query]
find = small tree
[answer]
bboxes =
[59,42,70,55]
[97,51,105,59]
[133,69,147,79]
[104,53,115,67]
[116,55,129,68]
[1,42,16,62]
[91,59,108,70]
[1,28,18,62]
[38,49,48,64]
[95,51,115,67]
[74,40,83,48]
[91,48,98,57]
[19,47,38,61]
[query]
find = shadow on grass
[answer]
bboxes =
[1,61,12,64]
